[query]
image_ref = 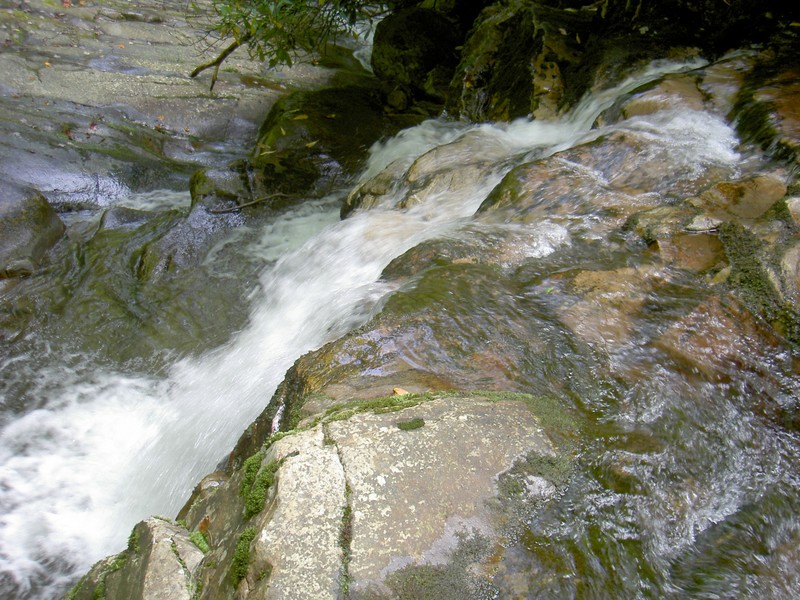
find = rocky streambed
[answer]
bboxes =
[2,1,800,599]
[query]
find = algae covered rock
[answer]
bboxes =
[249,83,423,201]
[445,0,592,122]
[0,185,65,279]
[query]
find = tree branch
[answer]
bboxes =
[190,36,250,91]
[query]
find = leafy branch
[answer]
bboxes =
[190,0,388,90]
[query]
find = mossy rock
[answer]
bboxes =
[719,221,800,345]
[371,7,463,103]
[250,83,424,199]
[0,185,65,278]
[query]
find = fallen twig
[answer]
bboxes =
[208,193,290,214]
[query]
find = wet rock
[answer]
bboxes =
[0,186,65,279]
[249,83,423,199]
[718,221,800,345]
[344,129,504,216]
[623,205,700,244]
[650,233,726,273]
[733,52,800,166]
[173,393,576,599]
[559,266,665,350]
[68,518,204,600]
[617,74,706,120]
[688,173,788,221]
[371,8,463,104]
[2,204,254,365]
[699,52,756,117]
[655,295,792,381]
[445,0,591,122]
[189,162,252,213]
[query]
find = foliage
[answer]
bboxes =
[201,0,388,68]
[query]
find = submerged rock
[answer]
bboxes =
[0,186,65,280]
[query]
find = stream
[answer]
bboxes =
[2,51,800,599]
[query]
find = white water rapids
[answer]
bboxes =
[0,58,745,598]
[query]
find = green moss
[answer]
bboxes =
[396,417,425,431]
[384,531,492,598]
[719,221,800,345]
[64,574,89,600]
[243,460,281,520]
[312,393,430,428]
[239,450,265,497]
[127,528,141,554]
[189,530,210,553]
[338,480,354,596]
[230,527,258,587]
[92,578,106,600]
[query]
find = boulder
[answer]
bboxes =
[445,0,591,122]
[343,128,507,216]
[67,518,205,600]
[101,392,579,599]
[248,83,423,201]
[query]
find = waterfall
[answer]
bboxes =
[0,57,740,598]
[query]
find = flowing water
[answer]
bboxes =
[1,57,799,598]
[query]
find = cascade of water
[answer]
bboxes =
[0,58,718,598]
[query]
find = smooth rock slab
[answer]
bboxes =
[174,393,564,600]
[325,396,555,595]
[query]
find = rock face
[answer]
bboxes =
[57,3,800,600]
[443,0,800,123]
[70,393,579,599]
[63,32,800,598]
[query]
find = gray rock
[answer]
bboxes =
[69,518,204,600]
[94,393,571,599]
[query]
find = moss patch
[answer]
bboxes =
[243,459,281,520]
[338,482,354,597]
[239,450,265,497]
[383,530,493,599]
[719,221,800,345]
[396,417,426,431]
[230,527,258,588]
[189,530,210,554]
